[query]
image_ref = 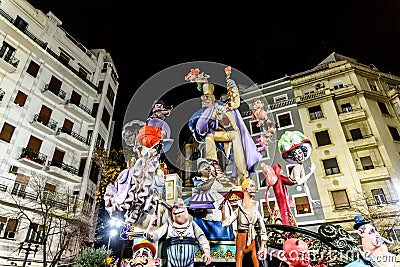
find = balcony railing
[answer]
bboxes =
[56,128,90,145]
[0,49,19,68]
[65,100,92,116]
[269,98,296,110]
[43,84,66,100]
[48,160,78,176]
[309,111,324,120]
[19,147,47,166]
[32,114,58,131]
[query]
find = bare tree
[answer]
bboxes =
[9,174,92,267]
[350,187,400,253]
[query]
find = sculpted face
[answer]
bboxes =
[251,99,264,109]
[172,203,189,225]
[130,248,156,267]
[244,180,257,196]
[360,224,388,252]
[201,95,215,108]
[199,162,211,178]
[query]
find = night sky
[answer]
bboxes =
[25,0,400,150]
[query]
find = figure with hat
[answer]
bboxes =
[346,215,397,267]
[221,178,267,267]
[147,99,173,122]
[188,158,235,241]
[128,239,160,267]
[145,198,212,267]
[186,67,262,186]
[278,130,319,205]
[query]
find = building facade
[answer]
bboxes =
[0,0,118,265]
[238,76,326,232]
[291,52,400,237]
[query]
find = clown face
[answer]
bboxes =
[251,99,264,109]
[244,180,258,196]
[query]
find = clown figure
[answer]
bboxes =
[278,131,319,205]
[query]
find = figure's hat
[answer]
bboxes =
[202,83,215,97]
[132,239,156,257]
[196,158,209,169]
[353,215,371,230]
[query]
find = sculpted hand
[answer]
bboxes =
[202,251,212,265]
[309,162,316,173]
[227,79,238,90]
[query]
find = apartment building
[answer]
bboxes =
[0,0,118,265]
[291,52,400,237]
[238,77,326,232]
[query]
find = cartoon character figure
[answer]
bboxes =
[221,178,267,267]
[278,131,319,205]
[186,67,262,185]
[128,239,160,267]
[283,238,314,267]
[345,216,397,267]
[261,163,297,226]
[145,198,212,267]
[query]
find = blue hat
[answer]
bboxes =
[353,215,371,230]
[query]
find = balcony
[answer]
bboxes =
[64,100,95,122]
[45,160,81,183]
[0,88,4,101]
[297,90,328,103]
[331,84,357,97]
[268,98,296,110]
[0,52,19,73]
[357,165,390,182]
[339,108,367,123]
[42,84,66,104]
[55,128,90,151]
[346,134,377,150]
[18,147,47,169]
[31,114,58,134]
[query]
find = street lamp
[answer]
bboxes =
[107,218,122,250]
[17,242,39,267]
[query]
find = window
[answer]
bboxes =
[27,135,42,151]
[78,157,87,177]
[78,67,88,79]
[388,126,400,141]
[385,228,400,243]
[250,121,262,135]
[331,189,350,209]
[106,86,115,106]
[277,112,292,128]
[308,105,324,120]
[1,218,18,239]
[368,79,378,91]
[82,194,94,215]
[26,60,40,77]
[333,80,344,90]
[101,107,110,128]
[350,128,363,140]
[273,94,287,103]
[0,41,16,62]
[59,51,70,66]
[96,134,105,148]
[394,102,400,118]
[92,103,99,117]
[0,123,15,143]
[371,188,387,205]
[69,91,81,105]
[304,88,315,95]
[315,130,331,146]
[260,199,276,219]
[360,156,374,170]
[11,182,26,197]
[377,101,390,115]
[26,223,45,244]
[13,16,28,31]
[51,148,65,167]
[89,161,100,183]
[323,158,340,176]
[341,103,353,113]
[14,90,28,106]
[43,183,56,203]
[294,196,311,215]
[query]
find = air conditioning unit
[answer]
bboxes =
[315,82,325,89]
[7,231,16,239]
[9,165,18,174]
